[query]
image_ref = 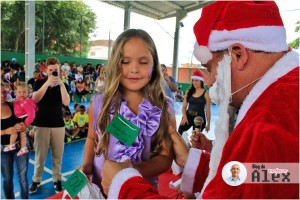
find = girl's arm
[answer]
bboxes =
[132,141,173,178]
[204,92,211,132]
[169,119,189,167]
[22,99,37,127]
[94,78,99,90]
[180,91,189,126]
[132,117,187,177]
[81,102,96,175]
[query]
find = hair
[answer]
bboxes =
[33,70,40,74]
[64,111,71,117]
[187,79,204,101]
[14,81,30,93]
[97,64,106,80]
[79,105,86,111]
[96,29,173,158]
[74,103,79,109]
[46,57,60,67]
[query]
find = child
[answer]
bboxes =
[94,65,106,94]
[80,29,179,191]
[76,78,87,102]
[72,103,80,117]
[70,77,76,102]
[73,105,88,138]
[175,87,184,102]
[63,111,79,142]
[3,82,38,156]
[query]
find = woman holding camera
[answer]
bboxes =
[30,57,70,194]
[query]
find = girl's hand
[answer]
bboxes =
[180,116,188,126]
[79,163,93,176]
[169,127,189,167]
[205,124,210,132]
[101,160,133,195]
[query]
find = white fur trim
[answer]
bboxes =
[193,43,213,64]
[181,148,202,193]
[108,168,142,199]
[200,55,232,197]
[209,26,288,52]
[191,76,204,81]
[235,50,299,127]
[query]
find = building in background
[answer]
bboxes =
[88,40,114,60]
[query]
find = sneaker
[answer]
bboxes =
[54,181,63,193]
[67,137,72,143]
[75,135,80,139]
[29,182,40,194]
[17,147,29,156]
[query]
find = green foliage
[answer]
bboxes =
[288,20,299,50]
[1,1,97,57]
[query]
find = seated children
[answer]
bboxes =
[72,105,88,137]
[63,111,79,142]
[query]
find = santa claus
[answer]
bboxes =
[101,1,299,199]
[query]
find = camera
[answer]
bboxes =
[52,71,58,76]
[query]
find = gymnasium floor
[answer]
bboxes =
[2,101,219,199]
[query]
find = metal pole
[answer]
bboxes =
[172,10,186,81]
[80,15,83,58]
[25,1,35,82]
[124,1,131,30]
[42,5,45,53]
[108,29,111,59]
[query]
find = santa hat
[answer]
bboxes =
[193,1,288,64]
[191,70,204,81]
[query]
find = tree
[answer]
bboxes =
[288,21,299,50]
[1,1,97,57]
[1,1,25,52]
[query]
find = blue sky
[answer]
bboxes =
[83,0,300,65]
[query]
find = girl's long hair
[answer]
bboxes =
[97,65,106,81]
[96,29,173,158]
[187,79,204,101]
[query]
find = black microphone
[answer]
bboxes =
[194,116,204,132]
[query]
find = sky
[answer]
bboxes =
[82,0,300,66]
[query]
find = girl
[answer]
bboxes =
[72,103,80,117]
[81,29,183,191]
[94,64,106,93]
[178,70,211,134]
[3,82,38,156]
[69,77,76,102]
[76,77,87,102]
[84,75,93,95]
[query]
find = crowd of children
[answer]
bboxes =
[63,104,89,143]
[1,59,101,149]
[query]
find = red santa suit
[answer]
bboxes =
[107,50,299,199]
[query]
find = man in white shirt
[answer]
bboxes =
[225,164,242,186]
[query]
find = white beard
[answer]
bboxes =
[200,55,232,198]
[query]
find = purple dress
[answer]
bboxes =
[91,93,175,189]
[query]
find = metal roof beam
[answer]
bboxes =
[161,1,182,10]
[130,2,166,17]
